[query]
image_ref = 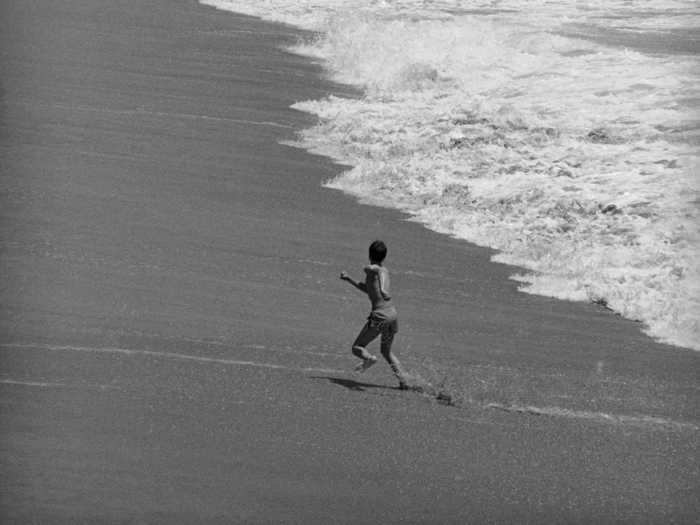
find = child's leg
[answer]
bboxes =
[352,321,381,360]
[379,330,407,386]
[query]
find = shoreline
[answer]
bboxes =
[1,0,698,522]
[209,1,700,354]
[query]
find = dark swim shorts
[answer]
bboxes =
[367,311,398,335]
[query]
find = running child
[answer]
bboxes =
[340,240,407,389]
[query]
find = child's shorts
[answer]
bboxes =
[367,311,398,335]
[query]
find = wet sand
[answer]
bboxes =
[1,0,698,523]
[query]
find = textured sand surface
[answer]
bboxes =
[1,0,698,522]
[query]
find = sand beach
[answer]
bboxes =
[1,0,698,522]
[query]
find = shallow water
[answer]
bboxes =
[204,0,700,351]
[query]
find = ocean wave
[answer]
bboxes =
[204,0,700,350]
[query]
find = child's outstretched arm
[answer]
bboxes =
[340,271,367,293]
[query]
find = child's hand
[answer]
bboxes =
[340,271,349,281]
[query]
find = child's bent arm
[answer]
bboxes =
[350,279,368,293]
[340,272,367,293]
[378,270,391,300]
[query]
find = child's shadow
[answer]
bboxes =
[312,376,400,392]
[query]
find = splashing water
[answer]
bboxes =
[204,0,700,351]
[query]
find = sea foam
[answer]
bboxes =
[203,0,700,351]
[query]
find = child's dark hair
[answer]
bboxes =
[369,240,387,263]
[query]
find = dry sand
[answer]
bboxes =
[1,0,698,523]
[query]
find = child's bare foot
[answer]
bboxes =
[354,355,378,373]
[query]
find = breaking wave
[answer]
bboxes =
[203,0,700,350]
